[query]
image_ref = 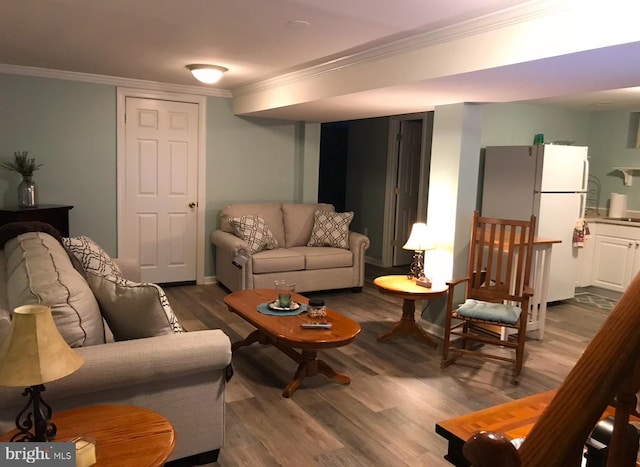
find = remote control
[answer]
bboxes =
[300,322,332,329]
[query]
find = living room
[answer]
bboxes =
[1,1,640,465]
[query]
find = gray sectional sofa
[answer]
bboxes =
[210,202,370,293]
[0,227,231,464]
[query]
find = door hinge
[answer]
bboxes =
[124,113,127,124]
[394,187,400,195]
[396,133,402,142]
[392,240,397,247]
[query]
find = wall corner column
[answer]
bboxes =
[423,102,483,329]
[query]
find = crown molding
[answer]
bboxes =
[0,64,232,98]
[232,0,567,97]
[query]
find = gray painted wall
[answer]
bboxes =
[0,74,117,251]
[0,74,309,277]
[479,102,640,212]
[480,102,591,147]
[587,107,640,212]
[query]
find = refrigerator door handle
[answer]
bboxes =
[580,193,586,218]
[582,158,589,191]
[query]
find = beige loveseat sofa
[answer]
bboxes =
[0,225,231,465]
[210,202,370,293]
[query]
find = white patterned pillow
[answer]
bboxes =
[63,235,183,337]
[229,215,278,254]
[307,210,354,249]
[62,236,123,280]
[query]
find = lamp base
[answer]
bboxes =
[11,384,57,442]
[406,250,425,280]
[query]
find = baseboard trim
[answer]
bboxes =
[202,275,218,285]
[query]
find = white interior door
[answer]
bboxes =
[122,97,199,283]
[393,120,422,266]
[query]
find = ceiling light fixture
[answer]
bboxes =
[186,64,228,85]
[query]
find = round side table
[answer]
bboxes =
[0,404,175,467]
[373,275,448,347]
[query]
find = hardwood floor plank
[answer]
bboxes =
[164,265,614,466]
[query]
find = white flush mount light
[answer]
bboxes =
[186,64,228,84]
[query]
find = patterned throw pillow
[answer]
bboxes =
[229,215,278,254]
[62,236,123,280]
[87,274,183,339]
[307,210,354,249]
[63,235,183,336]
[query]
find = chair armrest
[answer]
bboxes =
[113,257,141,282]
[523,285,534,297]
[446,277,470,288]
[0,330,232,407]
[210,229,249,255]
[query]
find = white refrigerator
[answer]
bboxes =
[481,144,589,302]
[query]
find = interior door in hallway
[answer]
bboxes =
[122,97,199,283]
[392,120,422,266]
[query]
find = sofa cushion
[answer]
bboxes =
[4,232,105,347]
[290,246,353,270]
[251,249,305,274]
[86,274,183,341]
[229,215,278,254]
[62,236,124,279]
[307,210,354,249]
[220,203,285,247]
[282,203,335,248]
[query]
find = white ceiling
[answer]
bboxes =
[2,0,640,122]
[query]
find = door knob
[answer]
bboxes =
[188,202,197,208]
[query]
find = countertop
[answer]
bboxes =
[585,216,640,227]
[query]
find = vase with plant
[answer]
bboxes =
[0,151,43,208]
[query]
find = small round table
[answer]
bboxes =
[0,405,175,466]
[373,275,448,347]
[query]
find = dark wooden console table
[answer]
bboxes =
[0,204,73,236]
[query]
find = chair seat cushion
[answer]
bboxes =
[455,299,522,325]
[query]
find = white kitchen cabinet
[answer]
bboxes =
[591,223,640,292]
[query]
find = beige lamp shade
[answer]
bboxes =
[402,222,434,251]
[0,305,83,387]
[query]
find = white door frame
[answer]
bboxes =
[382,112,430,267]
[116,87,207,284]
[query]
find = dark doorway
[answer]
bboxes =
[318,121,349,212]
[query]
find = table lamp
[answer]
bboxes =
[402,222,434,287]
[0,304,83,442]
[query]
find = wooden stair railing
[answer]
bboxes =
[462,272,640,467]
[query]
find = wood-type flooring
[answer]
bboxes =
[164,264,616,467]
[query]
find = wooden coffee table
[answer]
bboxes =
[224,289,361,397]
[0,405,175,466]
[373,275,448,347]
